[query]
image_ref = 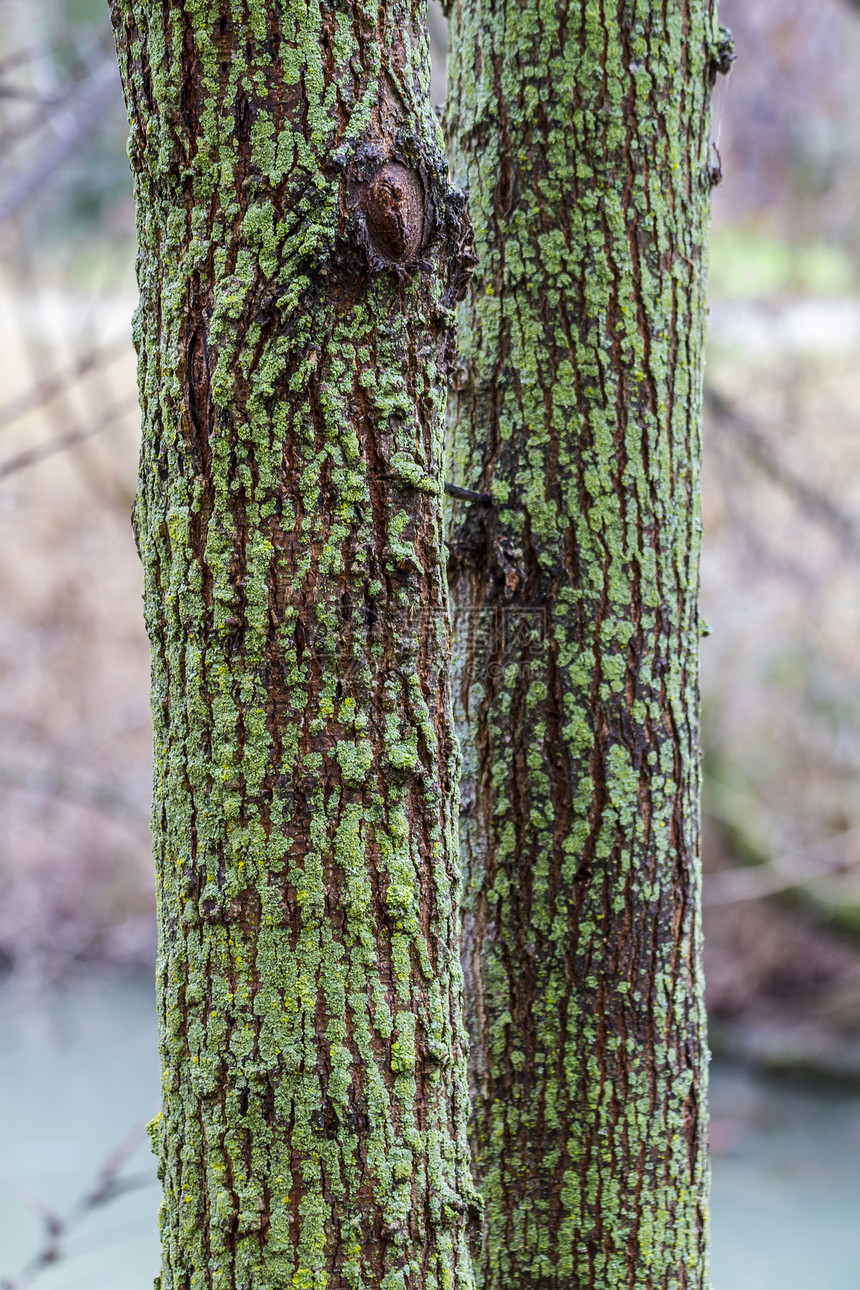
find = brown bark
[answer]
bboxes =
[445,3,727,1285]
[110,0,478,1284]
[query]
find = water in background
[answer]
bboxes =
[0,977,159,1290]
[0,978,858,1289]
[710,1062,860,1289]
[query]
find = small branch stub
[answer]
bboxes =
[444,481,492,506]
[363,163,424,263]
[710,26,736,80]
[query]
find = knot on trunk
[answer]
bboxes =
[363,163,424,263]
[709,26,736,81]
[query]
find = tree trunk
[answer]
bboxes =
[110,3,478,1286]
[445,6,724,1287]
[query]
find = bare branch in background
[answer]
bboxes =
[0,84,63,104]
[704,825,860,906]
[706,385,860,560]
[0,45,46,80]
[0,27,114,82]
[0,338,129,435]
[0,396,137,479]
[0,1121,155,1290]
[0,1167,63,1243]
[0,41,110,163]
[0,58,120,221]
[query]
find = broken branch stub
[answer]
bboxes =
[362,162,424,263]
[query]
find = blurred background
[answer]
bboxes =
[1,0,860,1286]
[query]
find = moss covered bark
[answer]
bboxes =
[445,4,725,1286]
[110,1,478,1285]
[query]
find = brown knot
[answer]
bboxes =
[363,163,424,263]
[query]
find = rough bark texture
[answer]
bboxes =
[445,5,724,1287]
[110,2,478,1286]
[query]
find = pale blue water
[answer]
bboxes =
[0,977,159,1290]
[0,978,857,1289]
[709,1063,860,1289]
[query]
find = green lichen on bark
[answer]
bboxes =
[110,0,478,1285]
[445,2,722,1286]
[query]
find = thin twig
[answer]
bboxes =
[0,1120,155,1290]
[0,1166,62,1238]
[0,31,111,81]
[705,385,860,560]
[0,339,129,435]
[444,481,493,505]
[0,54,109,168]
[0,396,137,480]
[0,59,120,222]
[704,824,860,907]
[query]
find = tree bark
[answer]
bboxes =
[445,5,723,1287]
[110,3,478,1286]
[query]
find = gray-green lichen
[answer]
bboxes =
[445,2,722,1286]
[110,0,477,1284]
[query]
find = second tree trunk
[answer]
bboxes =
[446,4,720,1286]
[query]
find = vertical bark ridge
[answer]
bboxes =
[110,0,478,1285]
[446,3,721,1286]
